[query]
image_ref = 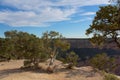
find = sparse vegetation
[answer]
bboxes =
[0,1,120,80]
[86,4,120,48]
[0,30,70,71]
[64,51,79,69]
[89,53,116,73]
[113,56,120,75]
[103,73,120,80]
[85,0,120,76]
[42,31,70,72]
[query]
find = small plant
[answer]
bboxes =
[89,53,116,72]
[65,51,79,69]
[104,73,120,80]
[23,60,32,68]
[114,56,120,76]
[90,53,107,70]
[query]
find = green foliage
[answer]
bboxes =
[21,34,48,68]
[89,53,116,72]
[0,30,71,70]
[0,30,70,71]
[86,5,120,48]
[64,51,79,69]
[1,30,49,68]
[42,31,70,66]
[23,60,32,68]
[0,38,15,61]
[104,73,120,80]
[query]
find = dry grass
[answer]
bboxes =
[0,60,103,80]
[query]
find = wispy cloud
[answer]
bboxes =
[71,17,93,23]
[81,12,96,16]
[55,0,109,7]
[0,8,76,27]
[0,0,109,27]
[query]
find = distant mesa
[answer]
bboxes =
[66,38,119,49]
[65,38,120,58]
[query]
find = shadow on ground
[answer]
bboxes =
[0,67,47,79]
[0,68,23,79]
[65,69,96,78]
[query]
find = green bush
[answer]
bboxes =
[23,52,48,68]
[104,73,120,80]
[65,51,79,69]
[89,53,115,72]
[23,60,32,68]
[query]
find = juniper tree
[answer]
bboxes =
[4,30,48,68]
[42,31,70,72]
[86,5,120,48]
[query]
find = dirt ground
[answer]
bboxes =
[0,60,103,80]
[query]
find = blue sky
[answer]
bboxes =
[0,0,110,38]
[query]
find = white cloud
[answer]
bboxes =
[0,0,53,11]
[0,0,109,27]
[71,17,93,23]
[55,0,109,7]
[0,8,76,27]
[81,12,96,16]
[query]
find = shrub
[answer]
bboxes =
[114,56,120,75]
[23,52,48,68]
[104,73,120,80]
[65,51,79,69]
[23,60,32,68]
[89,53,116,72]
